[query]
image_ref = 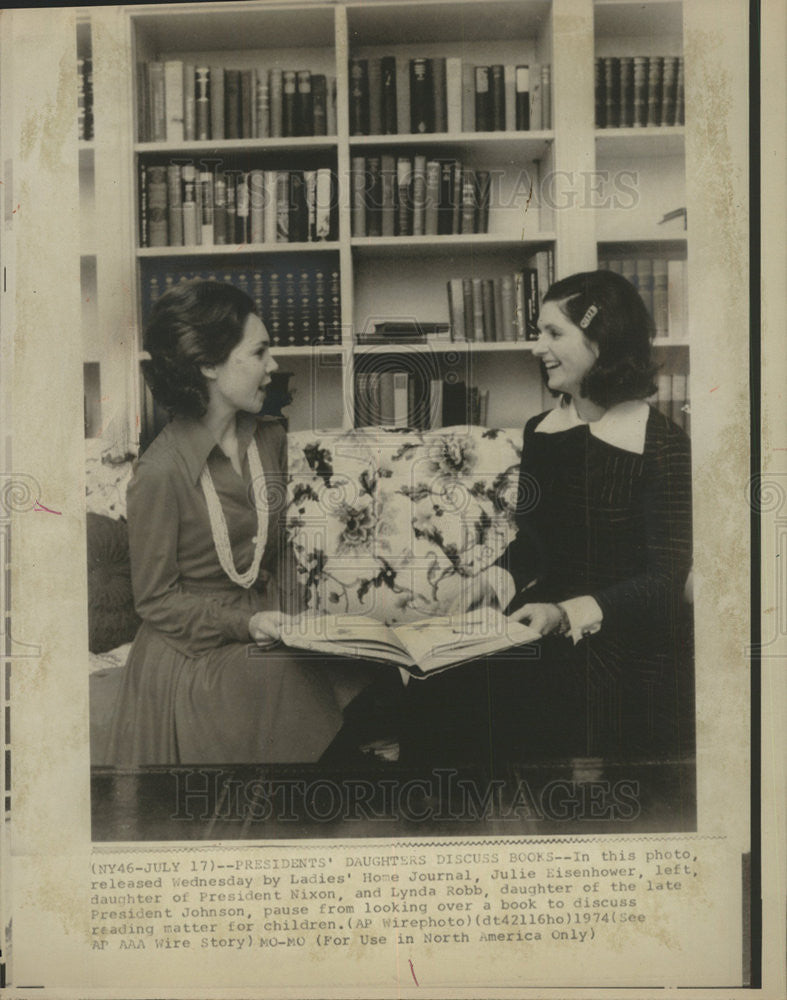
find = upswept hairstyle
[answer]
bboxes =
[142,280,257,418]
[543,270,658,408]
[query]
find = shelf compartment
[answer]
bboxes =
[346,1,550,46]
[594,1,683,43]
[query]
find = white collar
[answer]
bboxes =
[535,399,650,455]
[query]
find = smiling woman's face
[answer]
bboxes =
[533,299,600,399]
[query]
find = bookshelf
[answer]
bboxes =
[82,0,696,444]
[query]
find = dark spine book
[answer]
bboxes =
[312,74,327,135]
[366,156,382,237]
[481,279,495,341]
[368,58,382,136]
[604,57,620,128]
[328,268,342,344]
[438,159,455,235]
[380,154,396,236]
[268,270,283,346]
[475,170,491,233]
[224,171,236,245]
[252,268,266,327]
[297,268,313,347]
[225,70,241,139]
[442,380,469,425]
[282,70,297,137]
[289,171,308,243]
[675,57,685,125]
[380,56,398,134]
[314,267,328,343]
[661,56,678,125]
[619,57,633,127]
[474,66,491,131]
[451,160,463,234]
[240,70,253,138]
[516,65,530,130]
[235,173,249,245]
[283,270,298,345]
[396,157,412,236]
[349,59,370,135]
[297,70,313,136]
[490,64,505,130]
[525,268,539,340]
[595,58,606,128]
[646,57,663,127]
[433,57,447,132]
[147,166,168,247]
[461,278,475,341]
[83,58,94,140]
[195,66,210,140]
[138,162,148,247]
[633,56,648,127]
[276,172,290,242]
[460,167,477,234]
[137,62,150,141]
[166,164,183,246]
[213,174,227,245]
[409,58,434,134]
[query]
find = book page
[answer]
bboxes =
[0,1,784,999]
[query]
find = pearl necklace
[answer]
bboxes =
[199,439,268,589]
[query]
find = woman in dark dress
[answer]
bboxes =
[107,281,375,765]
[402,270,693,767]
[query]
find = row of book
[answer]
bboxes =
[599,257,688,339]
[142,267,342,347]
[350,156,492,238]
[595,56,685,129]
[77,57,94,141]
[653,373,690,434]
[139,164,337,248]
[350,56,552,136]
[354,372,487,429]
[447,252,553,343]
[137,62,338,143]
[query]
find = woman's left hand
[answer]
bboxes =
[249,610,283,647]
[508,602,563,636]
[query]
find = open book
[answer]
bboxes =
[280,609,541,678]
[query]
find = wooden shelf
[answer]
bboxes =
[349,131,554,160]
[137,242,341,258]
[351,234,555,257]
[353,341,537,354]
[595,127,685,159]
[135,137,338,155]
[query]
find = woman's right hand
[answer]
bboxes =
[249,611,283,648]
[448,567,516,615]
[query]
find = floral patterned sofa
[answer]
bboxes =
[86,426,524,761]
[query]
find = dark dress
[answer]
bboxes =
[106,413,373,765]
[402,403,694,766]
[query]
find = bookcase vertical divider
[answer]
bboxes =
[334,3,356,429]
[551,0,597,277]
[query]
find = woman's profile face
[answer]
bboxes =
[208,313,278,415]
[533,299,599,399]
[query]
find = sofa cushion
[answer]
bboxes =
[286,427,522,623]
[86,512,140,653]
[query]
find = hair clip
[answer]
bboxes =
[579,304,599,329]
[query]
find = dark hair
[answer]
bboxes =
[142,280,257,417]
[543,270,658,408]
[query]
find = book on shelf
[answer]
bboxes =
[139,163,337,247]
[515,65,530,130]
[410,57,434,134]
[141,263,342,347]
[595,55,684,128]
[279,609,540,678]
[137,62,336,141]
[445,253,552,343]
[355,321,450,345]
[349,58,370,135]
[380,56,398,134]
[599,255,687,339]
[474,65,491,131]
[653,372,689,433]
